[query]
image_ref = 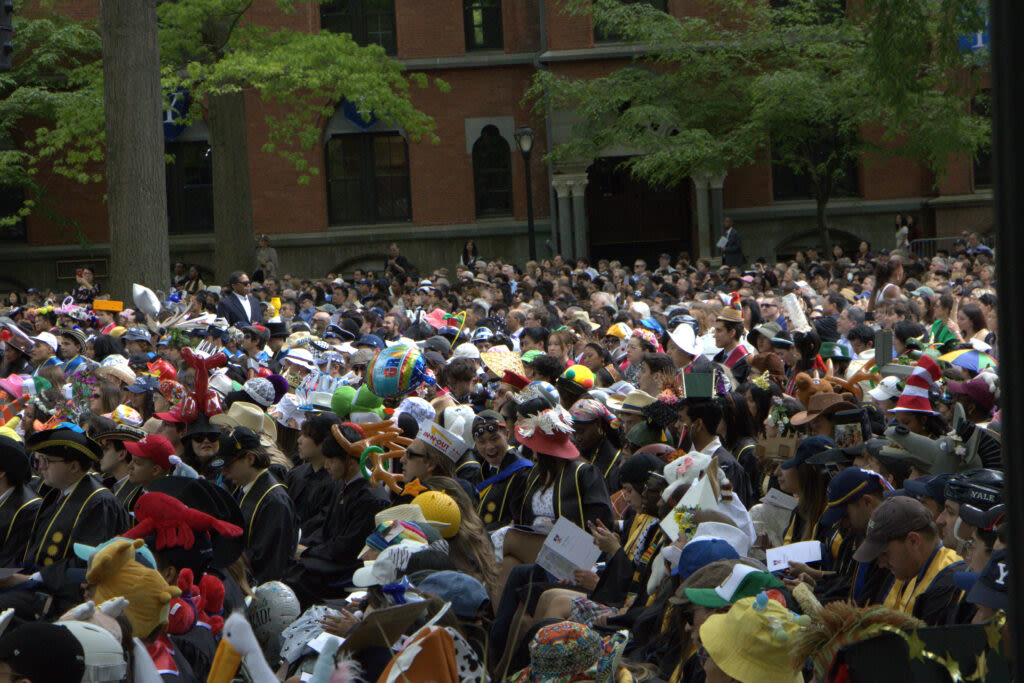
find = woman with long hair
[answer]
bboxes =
[719,391,762,499]
[424,476,500,597]
[785,328,822,395]
[774,443,829,544]
[579,341,611,374]
[956,301,994,346]
[869,258,904,312]
[460,240,480,269]
[545,329,575,369]
[89,380,122,416]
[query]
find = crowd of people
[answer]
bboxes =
[0,227,1007,683]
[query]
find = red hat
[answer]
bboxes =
[890,355,941,415]
[154,404,186,424]
[947,375,997,414]
[515,407,579,460]
[501,370,530,391]
[125,434,177,470]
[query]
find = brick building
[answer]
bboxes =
[0,0,993,290]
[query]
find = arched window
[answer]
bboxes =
[472,125,512,217]
[165,123,214,235]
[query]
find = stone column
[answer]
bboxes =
[709,172,727,251]
[692,173,712,259]
[552,177,574,260]
[569,176,589,261]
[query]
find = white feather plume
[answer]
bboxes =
[515,406,574,438]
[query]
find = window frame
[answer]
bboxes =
[325,131,412,226]
[594,0,668,44]
[463,0,504,51]
[320,0,398,56]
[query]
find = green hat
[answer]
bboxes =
[521,350,544,365]
[684,565,784,608]
[625,421,666,448]
[819,342,852,361]
[331,384,385,419]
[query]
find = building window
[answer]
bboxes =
[0,184,26,242]
[320,0,397,55]
[325,133,411,225]
[594,0,667,43]
[166,141,213,234]
[464,0,503,51]
[972,90,992,190]
[472,125,512,217]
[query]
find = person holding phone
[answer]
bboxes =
[71,265,100,304]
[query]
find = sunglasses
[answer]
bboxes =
[473,422,505,438]
[191,433,219,443]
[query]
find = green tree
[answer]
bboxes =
[530,0,990,254]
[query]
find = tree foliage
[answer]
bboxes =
[530,0,990,250]
[1,0,445,227]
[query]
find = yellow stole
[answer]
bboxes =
[883,545,962,615]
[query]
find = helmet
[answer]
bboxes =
[944,468,1004,509]
[411,491,462,539]
[248,581,301,665]
[58,621,127,683]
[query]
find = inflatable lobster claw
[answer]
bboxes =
[180,347,228,420]
[331,422,411,495]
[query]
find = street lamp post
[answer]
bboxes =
[514,125,537,261]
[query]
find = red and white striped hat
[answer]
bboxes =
[889,355,941,414]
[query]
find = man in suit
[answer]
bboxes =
[721,216,746,267]
[216,271,262,327]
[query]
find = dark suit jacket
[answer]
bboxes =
[216,293,262,327]
[722,227,746,267]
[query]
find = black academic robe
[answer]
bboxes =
[0,485,42,567]
[590,511,667,613]
[454,452,483,489]
[714,348,751,385]
[284,476,388,608]
[284,463,336,538]
[170,624,217,683]
[112,476,144,514]
[475,449,532,531]
[512,458,614,530]
[236,470,296,585]
[587,439,622,494]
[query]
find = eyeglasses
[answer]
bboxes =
[37,455,67,467]
[473,423,504,438]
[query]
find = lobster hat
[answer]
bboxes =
[146,477,246,569]
[889,355,942,415]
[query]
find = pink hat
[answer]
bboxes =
[515,407,579,460]
[424,308,448,330]
[890,355,941,414]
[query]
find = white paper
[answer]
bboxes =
[306,631,343,654]
[781,293,811,332]
[761,488,799,512]
[765,540,822,572]
[659,475,719,541]
[535,517,601,582]
[716,236,729,249]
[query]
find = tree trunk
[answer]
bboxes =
[99,0,169,301]
[208,90,255,283]
[816,190,832,256]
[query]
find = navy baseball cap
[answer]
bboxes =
[903,473,953,504]
[954,548,1008,612]
[126,375,160,394]
[820,467,892,527]
[671,538,739,581]
[781,435,836,469]
[354,333,385,350]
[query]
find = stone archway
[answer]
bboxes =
[774,228,864,261]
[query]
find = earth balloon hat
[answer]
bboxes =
[365,343,435,399]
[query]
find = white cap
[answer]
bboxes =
[284,347,317,372]
[690,521,753,557]
[31,332,58,352]
[450,342,481,362]
[867,375,902,402]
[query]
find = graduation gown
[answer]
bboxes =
[112,476,144,514]
[512,458,614,530]
[169,623,217,682]
[0,485,42,567]
[285,476,388,607]
[454,453,483,489]
[236,470,296,585]
[475,450,532,531]
[711,446,755,510]
[284,462,336,538]
[587,439,622,494]
[590,511,667,613]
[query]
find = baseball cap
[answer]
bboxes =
[781,435,836,469]
[0,622,86,683]
[30,331,58,353]
[521,349,544,365]
[125,434,177,470]
[683,564,784,608]
[903,473,953,505]
[954,548,1008,612]
[126,375,160,394]
[355,334,386,351]
[820,467,892,528]
[418,335,452,357]
[670,538,740,582]
[868,376,903,402]
[853,496,934,562]
[415,570,490,619]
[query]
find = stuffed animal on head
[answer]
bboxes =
[793,371,834,409]
[86,538,181,639]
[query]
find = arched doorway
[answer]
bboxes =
[585,157,692,263]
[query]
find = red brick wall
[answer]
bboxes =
[504,0,541,53]
[396,0,465,59]
[546,0,593,51]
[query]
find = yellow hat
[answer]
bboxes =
[109,326,127,338]
[86,538,181,639]
[604,323,631,340]
[411,491,461,539]
[699,595,804,683]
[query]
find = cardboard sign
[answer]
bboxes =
[756,436,801,463]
